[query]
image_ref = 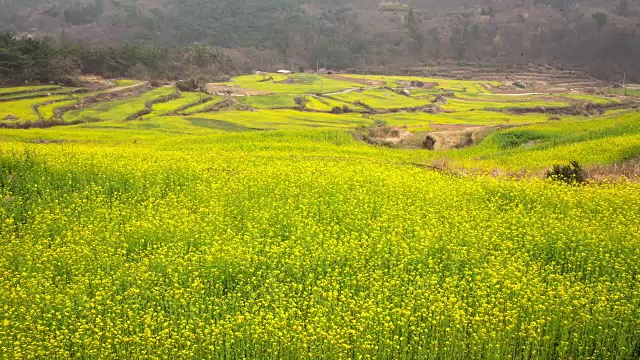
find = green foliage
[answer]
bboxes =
[168,0,308,51]
[480,7,495,18]
[616,0,630,16]
[494,130,545,149]
[541,0,577,13]
[0,34,78,85]
[175,79,202,92]
[63,0,104,26]
[0,33,237,84]
[405,8,423,47]
[73,44,236,80]
[592,12,608,32]
[546,161,586,184]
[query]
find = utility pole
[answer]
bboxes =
[317,59,319,73]
[362,68,365,89]
[623,64,627,88]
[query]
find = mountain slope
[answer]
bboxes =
[1,0,639,80]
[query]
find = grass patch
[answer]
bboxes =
[114,79,143,87]
[493,130,546,149]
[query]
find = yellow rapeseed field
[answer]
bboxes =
[0,123,638,359]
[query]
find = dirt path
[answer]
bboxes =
[324,87,376,96]
[103,82,148,93]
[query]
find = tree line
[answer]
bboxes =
[0,33,237,85]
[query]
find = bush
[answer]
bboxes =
[176,78,201,92]
[373,119,388,127]
[546,161,586,184]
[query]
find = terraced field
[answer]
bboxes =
[64,87,176,123]
[326,89,431,109]
[230,73,358,94]
[0,73,639,359]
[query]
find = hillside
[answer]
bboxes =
[2,0,640,80]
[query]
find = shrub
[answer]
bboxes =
[373,119,388,127]
[546,161,586,184]
[176,78,201,92]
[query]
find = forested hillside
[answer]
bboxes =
[1,0,640,80]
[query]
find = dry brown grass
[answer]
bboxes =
[358,125,413,146]
[586,159,640,182]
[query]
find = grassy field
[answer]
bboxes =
[0,75,639,359]
[608,88,640,96]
